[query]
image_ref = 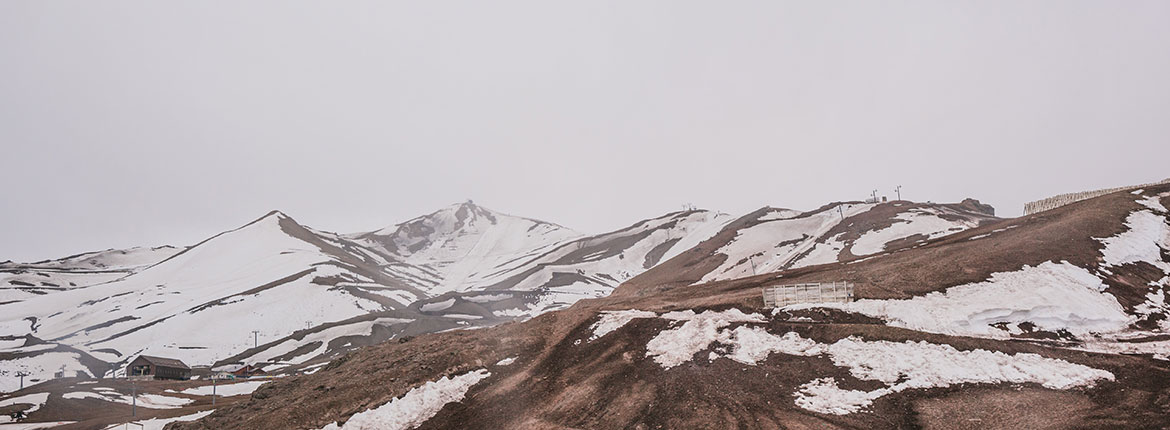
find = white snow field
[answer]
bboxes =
[784,261,1133,337]
[178,380,269,397]
[319,369,491,430]
[851,207,981,256]
[702,205,874,282]
[102,410,214,430]
[636,309,1112,415]
[588,310,657,341]
[0,393,50,422]
[61,391,192,409]
[699,202,990,282]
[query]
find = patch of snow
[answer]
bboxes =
[1138,195,1168,213]
[420,299,455,312]
[645,309,766,368]
[794,336,1113,414]
[794,378,886,415]
[789,233,848,269]
[59,390,190,409]
[244,317,412,365]
[641,309,1114,415]
[1097,210,1170,272]
[102,410,213,430]
[180,380,269,397]
[441,314,482,320]
[589,310,657,341]
[0,352,93,393]
[786,261,1132,337]
[62,392,103,400]
[462,294,511,303]
[0,392,50,417]
[495,357,517,366]
[852,210,980,256]
[703,204,874,282]
[0,422,75,429]
[319,369,491,430]
[720,326,825,365]
[492,308,526,318]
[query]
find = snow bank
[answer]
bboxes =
[852,209,976,256]
[589,310,657,341]
[60,390,191,409]
[645,309,765,368]
[0,392,49,418]
[794,378,887,415]
[420,299,455,312]
[785,261,1132,337]
[717,326,824,364]
[179,380,268,397]
[641,308,1114,415]
[702,204,874,282]
[1137,194,1169,213]
[102,410,213,430]
[0,352,92,393]
[0,421,75,429]
[1097,210,1170,271]
[320,369,491,430]
[792,336,1114,414]
[495,357,517,366]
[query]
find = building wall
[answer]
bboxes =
[1023,178,1170,215]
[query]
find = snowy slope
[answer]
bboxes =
[702,202,992,282]
[350,202,583,295]
[0,212,431,392]
[0,198,999,395]
[631,201,998,285]
[425,210,735,319]
[0,246,181,304]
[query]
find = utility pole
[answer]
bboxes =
[838,205,844,220]
[895,185,902,201]
[132,380,137,418]
[212,376,217,406]
[871,189,878,203]
[15,371,30,390]
[252,330,260,348]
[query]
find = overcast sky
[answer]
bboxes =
[2,1,1168,262]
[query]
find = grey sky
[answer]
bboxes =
[2,1,1168,262]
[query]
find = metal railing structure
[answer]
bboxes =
[762,282,854,308]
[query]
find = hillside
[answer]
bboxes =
[156,184,1170,430]
[1,246,182,305]
[0,195,1086,429]
[625,199,998,290]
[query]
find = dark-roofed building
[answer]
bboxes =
[127,355,191,380]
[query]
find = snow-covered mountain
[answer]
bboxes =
[412,209,735,319]
[0,198,997,394]
[625,199,999,289]
[1,246,181,304]
[0,211,433,392]
[167,186,1170,430]
[348,201,584,295]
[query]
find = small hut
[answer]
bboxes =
[230,364,267,378]
[127,355,191,380]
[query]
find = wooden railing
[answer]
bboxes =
[762,282,854,308]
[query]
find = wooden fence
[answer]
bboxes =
[762,282,854,308]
